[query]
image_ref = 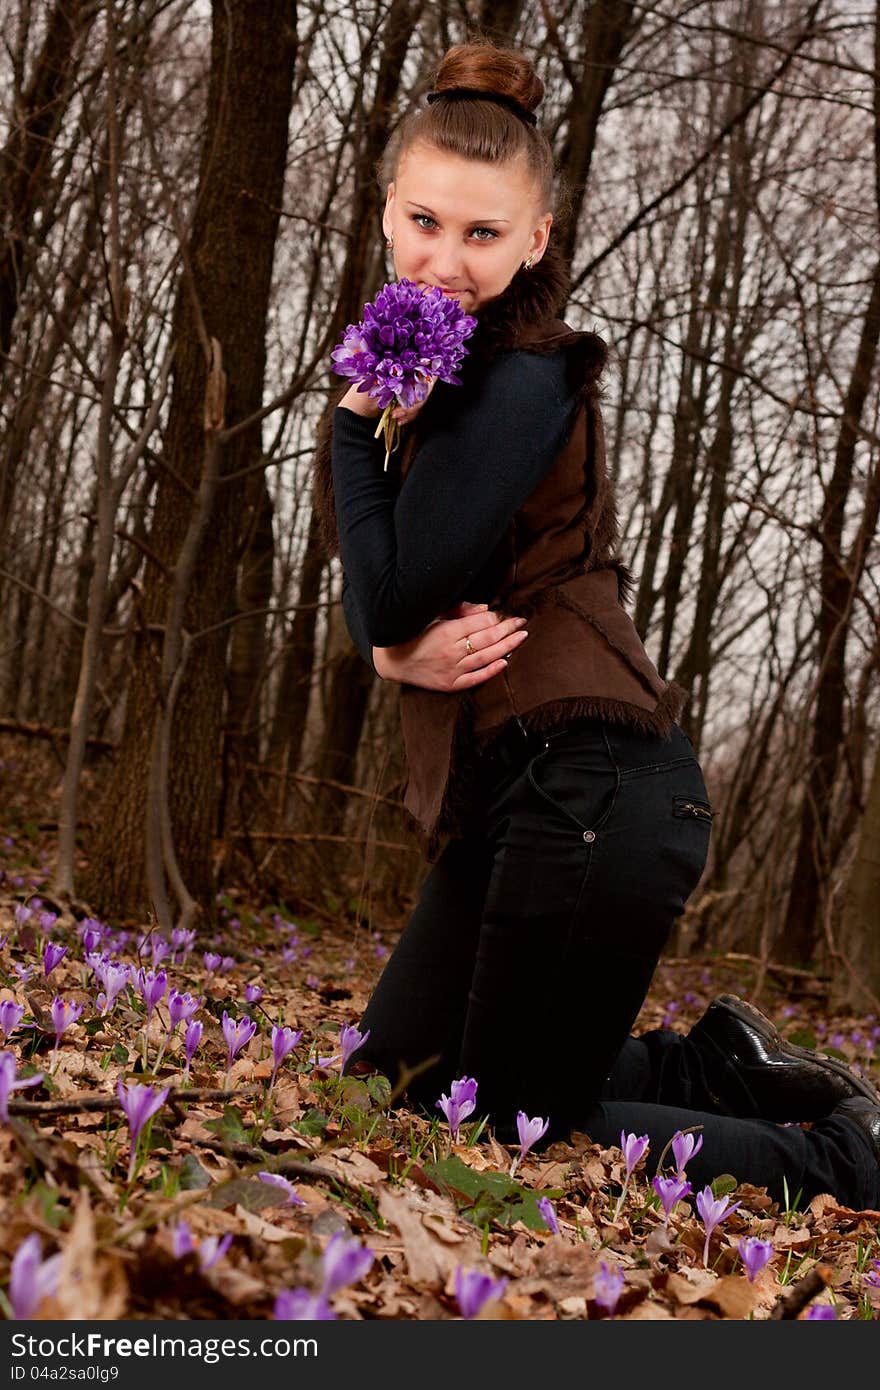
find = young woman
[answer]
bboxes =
[314,39,880,1210]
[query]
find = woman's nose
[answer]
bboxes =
[429,239,465,282]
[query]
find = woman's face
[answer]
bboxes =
[382,141,552,313]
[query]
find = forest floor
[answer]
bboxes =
[0,741,878,1323]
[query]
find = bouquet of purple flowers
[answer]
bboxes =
[331,278,478,470]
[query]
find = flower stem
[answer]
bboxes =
[612,1179,630,1224]
[375,406,400,472]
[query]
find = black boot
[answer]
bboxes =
[687,994,879,1122]
[832,1097,880,1164]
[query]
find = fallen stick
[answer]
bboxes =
[769,1265,833,1319]
[8,1085,258,1117]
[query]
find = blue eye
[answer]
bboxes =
[410,214,497,241]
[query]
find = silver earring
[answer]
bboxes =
[385,233,394,250]
[523,253,534,270]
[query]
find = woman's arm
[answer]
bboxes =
[330,349,574,648]
[342,573,529,690]
[373,602,529,690]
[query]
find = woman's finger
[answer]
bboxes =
[451,657,511,690]
[458,614,527,658]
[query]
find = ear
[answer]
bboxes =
[381,183,395,241]
[528,212,553,265]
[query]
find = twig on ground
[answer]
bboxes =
[8,1085,258,1117]
[769,1265,833,1319]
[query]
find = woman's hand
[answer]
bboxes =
[373,601,528,691]
[339,383,382,419]
[389,377,438,427]
[339,377,438,425]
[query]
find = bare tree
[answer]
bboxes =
[85,0,298,921]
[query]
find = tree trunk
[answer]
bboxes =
[221,471,276,837]
[830,736,880,1009]
[557,1,642,267]
[0,0,96,551]
[776,258,880,965]
[267,508,325,779]
[84,0,298,921]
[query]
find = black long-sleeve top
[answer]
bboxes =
[331,348,576,669]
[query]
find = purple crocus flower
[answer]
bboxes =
[168,989,201,1031]
[170,1221,231,1271]
[42,942,68,977]
[436,1077,477,1142]
[274,1288,336,1321]
[513,1111,549,1171]
[13,963,34,984]
[197,1234,232,1271]
[695,1186,742,1266]
[150,938,170,967]
[0,1000,25,1039]
[171,1219,195,1258]
[612,1130,651,1221]
[805,1304,837,1319]
[219,956,235,974]
[339,1023,369,1070]
[7,1233,62,1318]
[85,950,108,981]
[0,1051,43,1121]
[862,1258,880,1289]
[171,927,196,964]
[671,1129,704,1174]
[182,1019,203,1082]
[258,1172,306,1206]
[536,1196,559,1235]
[622,1130,650,1179]
[136,968,167,1023]
[593,1261,625,1314]
[203,952,221,973]
[96,962,130,1015]
[454,1265,508,1319]
[269,1025,303,1091]
[738,1236,774,1282]
[13,903,32,928]
[152,990,201,1071]
[49,996,83,1072]
[37,911,57,937]
[221,1011,257,1082]
[80,927,103,956]
[331,277,477,467]
[116,1080,170,1182]
[245,983,263,1004]
[319,1232,375,1298]
[652,1173,692,1222]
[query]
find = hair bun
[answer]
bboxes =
[433,39,543,117]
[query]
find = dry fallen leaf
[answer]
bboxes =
[53,1190,128,1320]
[378,1187,479,1285]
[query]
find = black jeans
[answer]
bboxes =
[354,717,879,1210]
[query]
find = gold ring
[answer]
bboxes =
[465,637,475,656]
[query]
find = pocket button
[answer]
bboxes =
[583,830,596,843]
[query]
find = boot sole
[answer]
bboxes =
[718,994,880,1105]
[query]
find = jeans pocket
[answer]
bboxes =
[665,786,714,903]
[526,738,620,838]
[672,793,715,825]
